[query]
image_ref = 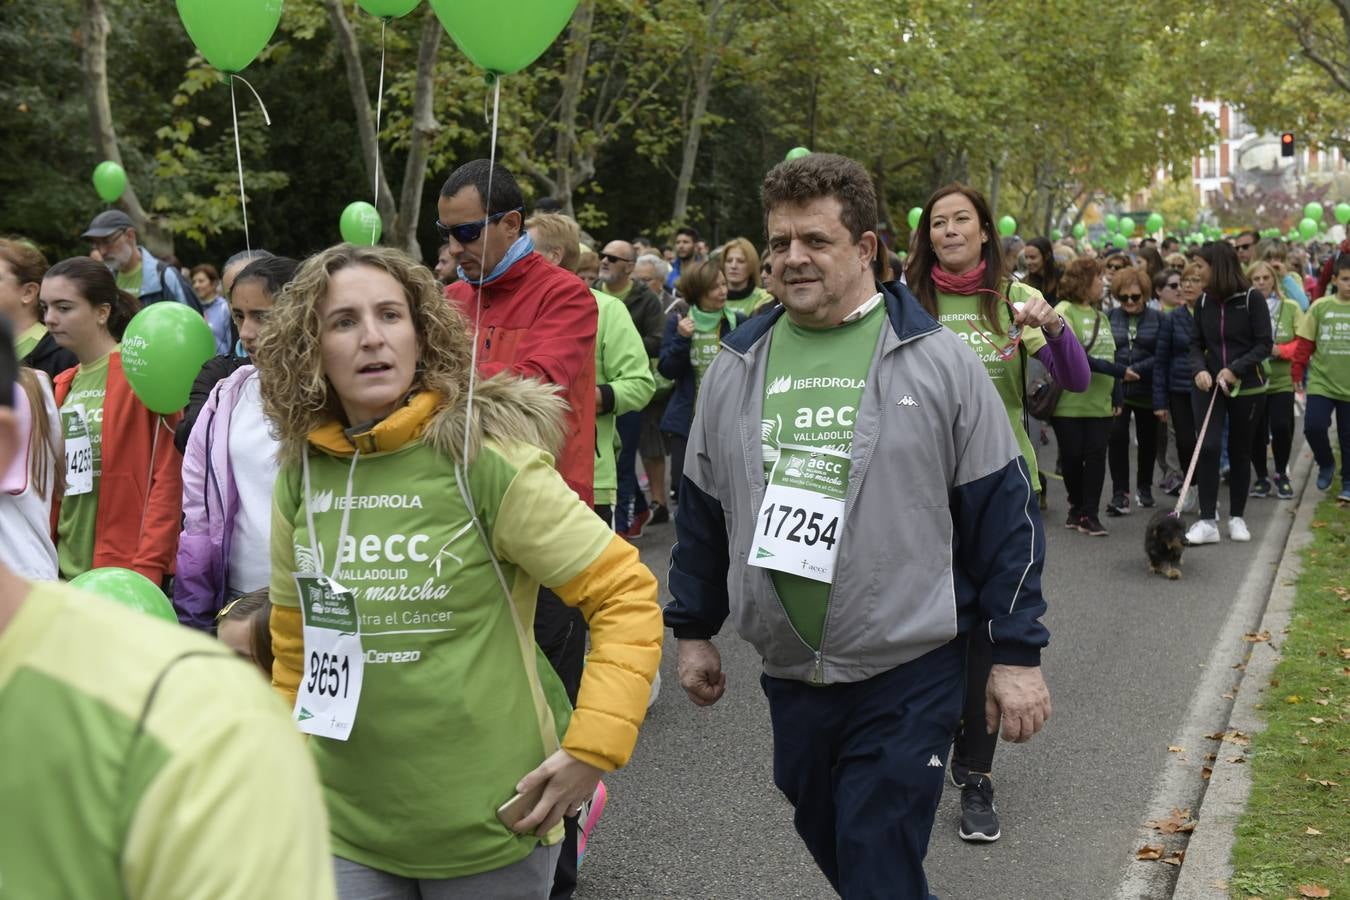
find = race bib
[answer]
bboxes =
[62,405,94,497]
[293,574,365,741]
[748,444,845,583]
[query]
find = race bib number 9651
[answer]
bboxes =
[293,574,365,741]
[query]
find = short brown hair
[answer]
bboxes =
[525,213,580,273]
[0,237,49,286]
[1110,266,1151,301]
[190,263,220,283]
[761,153,877,243]
[1059,257,1103,306]
[677,259,725,311]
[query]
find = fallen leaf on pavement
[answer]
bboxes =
[1243,630,1271,642]
[1168,745,1184,753]
[1135,843,1163,861]
[1297,885,1330,898]
[1201,766,1213,779]
[1160,850,1185,866]
[1144,809,1196,834]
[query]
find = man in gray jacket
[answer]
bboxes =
[665,153,1051,899]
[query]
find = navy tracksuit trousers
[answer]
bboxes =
[760,638,965,900]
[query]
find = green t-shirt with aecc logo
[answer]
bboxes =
[14,322,46,360]
[936,281,1049,484]
[689,306,734,390]
[759,300,886,651]
[1266,297,1301,394]
[1296,296,1350,401]
[56,351,112,579]
[1052,301,1116,418]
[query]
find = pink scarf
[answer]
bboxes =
[931,260,987,295]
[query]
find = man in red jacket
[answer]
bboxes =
[439,159,599,900]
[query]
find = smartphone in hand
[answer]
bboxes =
[495,782,546,832]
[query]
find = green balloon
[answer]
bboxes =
[340,201,383,245]
[1145,212,1164,232]
[175,0,282,73]
[429,0,578,74]
[358,0,422,16]
[120,303,217,414]
[1336,202,1350,225]
[71,568,178,624]
[1304,202,1324,223]
[1051,228,1063,241]
[92,161,127,203]
[1072,222,1086,239]
[907,206,922,230]
[1178,219,1189,231]
[785,147,811,161]
[1113,233,1129,249]
[1118,217,1137,237]
[1104,214,1119,232]
[997,215,1017,237]
[1299,216,1318,239]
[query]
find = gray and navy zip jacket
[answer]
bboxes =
[664,282,1050,684]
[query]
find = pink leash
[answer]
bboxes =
[1171,388,1220,518]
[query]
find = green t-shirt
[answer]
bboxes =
[14,322,46,360]
[936,281,1049,483]
[0,582,335,900]
[1296,296,1350,400]
[271,437,614,879]
[1053,301,1116,418]
[56,352,112,579]
[759,300,886,650]
[724,286,774,318]
[1266,297,1301,394]
[115,261,143,297]
[689,307,734,390]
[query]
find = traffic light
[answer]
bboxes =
[1281,132,1295,157]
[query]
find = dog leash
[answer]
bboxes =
[1170,387,1221,518]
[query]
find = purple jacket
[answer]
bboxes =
[173,364,261,631]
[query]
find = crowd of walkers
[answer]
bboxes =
[1,150,1347,899]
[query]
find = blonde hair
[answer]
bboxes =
[254,243,474,466]
[18,368,62,501]
[1246,260,1284,300]
[525,213,581,273]
[720,237,761,288]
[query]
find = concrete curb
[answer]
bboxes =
[1171,446,1324,898]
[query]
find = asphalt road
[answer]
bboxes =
[577,434,1309,900]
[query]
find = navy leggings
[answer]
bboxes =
[1305,394,1350,482]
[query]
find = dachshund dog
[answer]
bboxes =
[1145,511,1187,580]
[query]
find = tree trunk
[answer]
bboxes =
[325,0,397,233]
[553,0,595,216]
[391,9,442,257]
[671,1,728,225]
[988,162,1003,220]
[79,0,171,255]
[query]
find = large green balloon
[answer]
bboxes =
[1104,214,1119,233]
[997,215,1017,237]
[1051,228,1063,241]
[1336,202,1350,225]
[120,302,217,414]
[1299,217,1318,239]
[1145,212,1164,232]
[340,201,383,245]
[71,568,178,624]
[1304,202,1324,223]
[907,206,922,230]
[1072,222,1086,239]
[175,0,283,73]
[1118,217,1137,237]
[92,161,127,203]
[784,147,811,161]
[358,0,422,16]
[429,0,578,75]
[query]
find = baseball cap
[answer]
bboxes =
[82,210,135,240]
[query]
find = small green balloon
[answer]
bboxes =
[1072,222,1086,239]
[1299,216,1318,239]
[1118,217,1137,237]
[70,568,178,623]
[1335,202,1350,225]
[357,0,421,16]
[1304,201,1324,223]
[429,0,578,74]
[1145,212,1164,232]
[1113,233,1129,249]
[907,206,922,230]
[1051,228,1063,241]
[1104,214,1119,232]
[175,0,283,73]
[92,161,127,203]
[120,303,218,414]
[1178,219,1189,231]
[785,147,811,161]
[340,201,383,245]
[997,215,1017,237]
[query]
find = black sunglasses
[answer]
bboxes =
[1117,293,1143,303]
[1106,262,1128,270]
[599,252,633,264]
[1234,242,1255,251]
[435,207,522,244]
[1164,281,1181,290]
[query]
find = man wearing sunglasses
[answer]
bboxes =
[1232,230,1259,266]
[439,160,598,900]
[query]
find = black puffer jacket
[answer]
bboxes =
[1107,306,1164,404]
[1187,288,1273,390]
[21,331,78,384]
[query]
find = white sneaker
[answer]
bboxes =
[1181,486,1198,514]
[1185,519,1221,545]
[1228,516,1251,542]
[647,669,662,708]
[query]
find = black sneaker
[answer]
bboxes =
[648,503,670,525]
[1135,487,1155,508]
[1064,511,1080,529]
[1105,492,1131,517]
[1275,474,1294,500]
[1249,478,1272,499]
[949,761,970,789]
[1077,514,1108,536]
[958,774,1001,842]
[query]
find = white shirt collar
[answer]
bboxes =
[841,292,884,323]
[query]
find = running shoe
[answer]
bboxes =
[1161,472,1183,495]
[647,670,661,709]
[1185,519,1220,545]
[1064,510,1080,529]
[1339,485,1350,504]
[958,774,1001,843]
[1228,516,1251,542]
[1105,493,1131,517]
[648,502,670,525]
[1077,514,1108,536]
[1136,487,1156,508]
[1249,478,1272,499]
[622,508,651,539]
[1317,464,1336,491]
[577,781,608,868]
[1275,474,1294,500]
